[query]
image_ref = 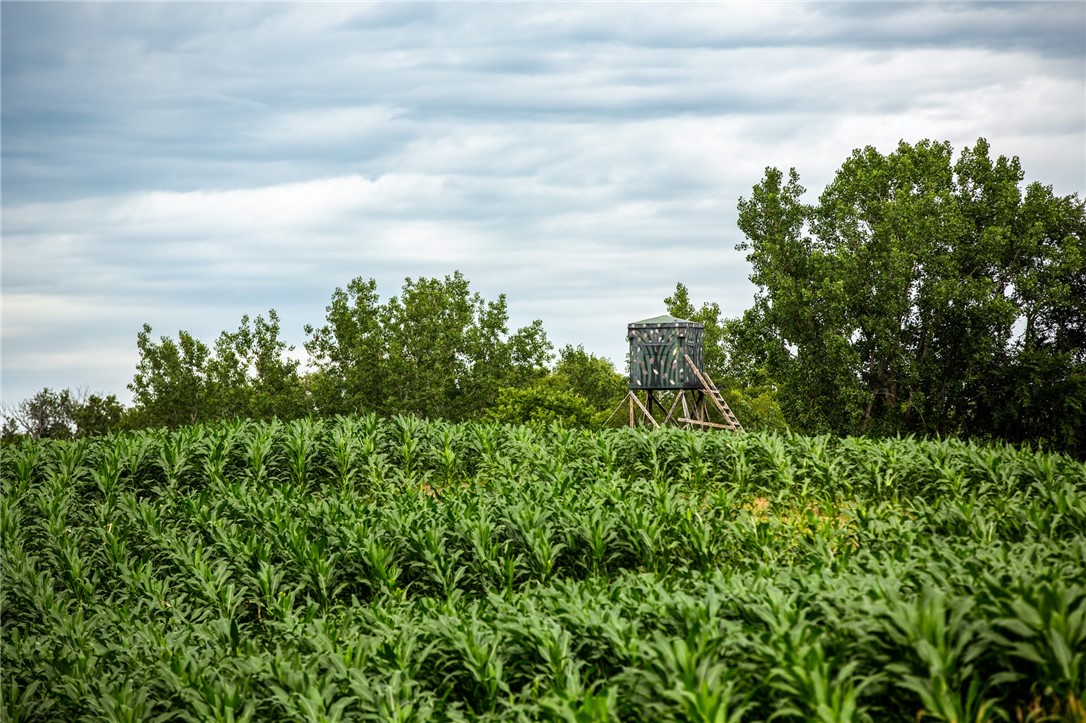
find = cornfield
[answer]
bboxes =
[2,415,1084,721]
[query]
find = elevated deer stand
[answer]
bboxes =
[625,315,743,432]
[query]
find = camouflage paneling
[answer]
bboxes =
[627,315,705,390]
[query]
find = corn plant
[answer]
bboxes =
[986,581,1086,704]
[875,587,996,722]
[2,416,1083,721]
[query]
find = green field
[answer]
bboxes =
[2,417,1084,721]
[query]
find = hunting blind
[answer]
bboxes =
[625,314,743,431]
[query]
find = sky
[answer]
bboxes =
[3,1,1084,407]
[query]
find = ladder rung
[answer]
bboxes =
[683,353,745,432]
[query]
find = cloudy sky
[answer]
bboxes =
[3,1,1084,406]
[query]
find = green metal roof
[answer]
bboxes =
[629,314,698,326]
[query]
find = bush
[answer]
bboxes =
[485,386,596,427]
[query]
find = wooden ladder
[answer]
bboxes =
[683,354,745,432]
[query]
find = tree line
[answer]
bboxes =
[670,138,1084,456]
[3,271,630,441]
[5,138,1083,455]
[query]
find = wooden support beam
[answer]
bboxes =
[677,417,736,430]
[648,391,672,421]
[628,391,659,429]
[662,392,684,425]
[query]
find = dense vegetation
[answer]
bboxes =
[4,138,1083,454]
[720,138,1085,454]
[2,274,632,441]
[3,417,1084,721]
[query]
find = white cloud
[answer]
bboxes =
[2,1,1082,404]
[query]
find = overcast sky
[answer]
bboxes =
[3,1,1084,406]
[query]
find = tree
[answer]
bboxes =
[735,138,1086,452]
[382,272,492,419]
[306,272,551,421]
[71,394,124,437]
[123,274,548,429]
[127,325,212,428]
[546,344,626,413]
[207,310,307,421]
[304,277,388,416]
[1,387,77,440]
[485,386,595,428]
[2,388,126,441]
[128,310,307,428]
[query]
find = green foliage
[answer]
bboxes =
[2,388,125,442]
[515,344,628,427]
[715,383,789,435]
[302,276,387,417]
[127,310,306,429]
[486,386,595,427]
[123,270,552,429]
[734,138,1086,453]
[1,387,78,441]
[305,272,551,421]
[2,417,1083,720]
[207,310,306,421]
[128,324,212,427]
[70,394,125,437]
[663,285,788,433]
[664,283,729,382]
[549,345,627,414]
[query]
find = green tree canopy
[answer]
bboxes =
[548,344,626,413]
[735,137,1085,452]
[1,387,78,440]
[507,344,629,428]
[301,277,387,418]
[128,310,304,428]
[123,273,548,428]
[485,386,595,428]
[127,325,211,428]
[207,310,305,421]
[71,394,125,437]
[2,388,125,441]
[305,272,551,420]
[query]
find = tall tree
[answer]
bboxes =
[381,273,485,419]
[128,326,212,428]
[304,278,388,416]
[208,310,306,420]
[305,272,551,420]
[736,138,1085,452]
[129,310,306,428]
